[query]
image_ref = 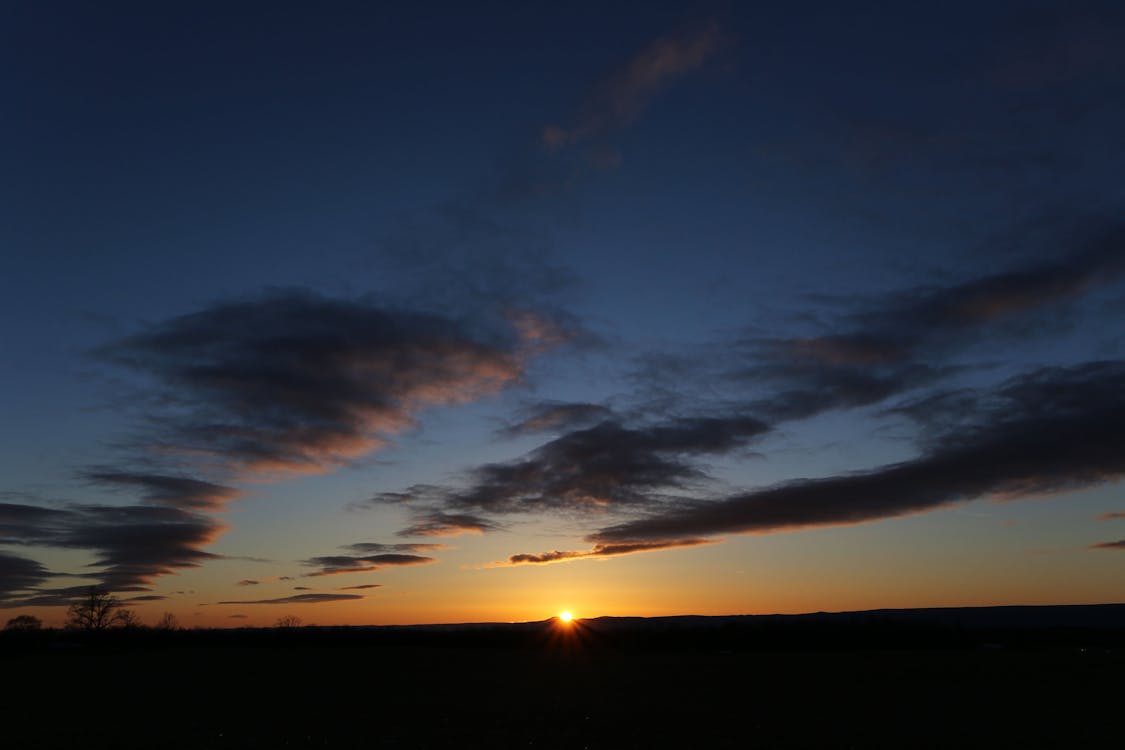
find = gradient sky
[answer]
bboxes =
[3,1,1124,627]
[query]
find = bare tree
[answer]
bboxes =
[155,612,180,631]
[275,614,302,628]
[4,614,43,631]
[65,588,135,631]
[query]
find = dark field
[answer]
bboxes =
[4,628,1121,749]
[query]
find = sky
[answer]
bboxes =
[2,1,1124,627]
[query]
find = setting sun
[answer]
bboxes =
[559,610,573,623]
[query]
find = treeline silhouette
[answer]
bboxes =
[5,604,1124,653]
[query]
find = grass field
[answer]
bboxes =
[4,638,1120,748]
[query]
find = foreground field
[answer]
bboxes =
[5,639,1120,748]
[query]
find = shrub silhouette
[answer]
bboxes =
[5,614,43,631]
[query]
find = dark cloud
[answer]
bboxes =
[0,500,223,602]
[593,361,1125,543]
[1097,512,1125,521]
[0,552,53,602]
[229,614,248,619]
[338,584,383,591]
[737,224,1125,421]
[395,511,497,538]
[1090,540,1125,550]
[0,502,71,546]
[237,579,259,586]
[81,470,241,511]
[125,594,167,602]
[302,553,436,577]
[503,538,712,566]
[412,416,769,516]
[95,290,536,476]
[344,542,449,554]
[218,593,363,605]
[543,23,724,150]
[499,402,616,437]
[293,586,311,591]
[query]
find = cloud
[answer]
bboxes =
[343,542,450,554]
[338,584,383,591]
[302,552,437,577]
[592,361,1125,543]
[125,594,167,602]
[1097,512,1125,521]
[543,23,724,149]
[499,402,616,437]
[408,416,769,517]
[293,586,311,590]
[95,290,532,476]
[218,593,364,605]
[0,500,224,602]
[81,470,241,511]
[501,538,713,566]
[0,551,53,602]
[237,579,259,586]
[1090,540,1125,550]
[737,223,1125,422]
[395,511,497,538]
[229,614,248,619]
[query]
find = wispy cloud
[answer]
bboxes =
[390,416,768,522]
[543,23,724,150]
[499,538,713,566]
[0,551,54,603]
[592,361,1125,543]
[95,290,533,477]
[1,500,224,604]
[498,401,616,438]
[338,583,383,591]
[395,511,497,538]
[81,470,241,511]
[302,551,437,577]
[218,593,363,605]
[739,223,1125,422]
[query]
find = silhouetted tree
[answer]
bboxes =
[275,615,302,628]
[4,614,43,631]
[115,609,144,629]
[155,612,180,631]
[65,588,135,631]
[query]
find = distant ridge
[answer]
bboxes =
[372,602,1125,631]
[568,603,1125,631]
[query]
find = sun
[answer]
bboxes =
[558,610,573,623]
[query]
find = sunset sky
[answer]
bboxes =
[2,1,1124,627]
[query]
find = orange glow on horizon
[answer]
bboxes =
[559,610,573,622]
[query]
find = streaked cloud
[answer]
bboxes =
[218,593,363,605]
[393,416,769,519]
[80,470,241,511]
[543,23,724,149]
[1090,540,1125,550]
[0,500,224,603]
[395,511,497,538]
[592,361,1125,543]
[95,290,535,476]
[499,401,616,438]
[302,552,437,577]
[0,551,53,603]
[500,538,713,566]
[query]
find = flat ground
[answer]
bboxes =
[4,643,1120,748]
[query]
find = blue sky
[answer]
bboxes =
[2,1,1124,625]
